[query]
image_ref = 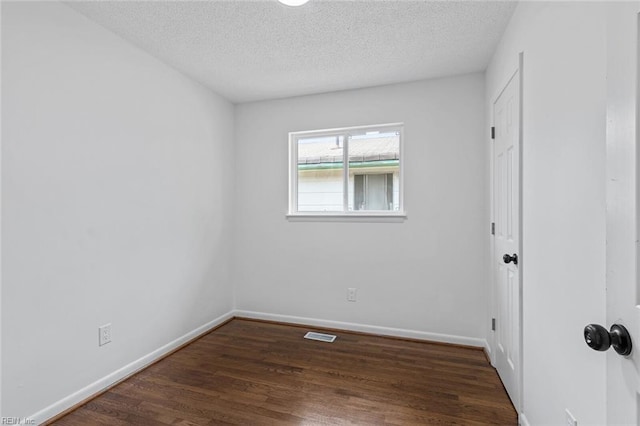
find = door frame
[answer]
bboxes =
[490,52,524,416]
[604,5,640,424]
[0,1,4,418]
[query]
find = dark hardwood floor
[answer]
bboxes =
[50,319,517,425]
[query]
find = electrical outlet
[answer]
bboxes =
[99,323,112,346]
[347,287,357,302]
[565,409,577,426]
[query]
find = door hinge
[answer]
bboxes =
[491,126,495,140]
[491,222,495,235]
[492,318,496,331]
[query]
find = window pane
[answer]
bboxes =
[348,133,400,211]
[297,136,344,212]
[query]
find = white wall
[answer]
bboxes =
[486,3,607,424]
[1,1,234,419]
[234,74,489,343]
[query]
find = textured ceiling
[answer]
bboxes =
[66,0,517,103]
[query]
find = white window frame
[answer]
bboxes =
[287,123,406,221]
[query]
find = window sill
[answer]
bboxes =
[286,212,407,223]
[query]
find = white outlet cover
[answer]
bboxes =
[347,288,357,301]
[99,323,112,346]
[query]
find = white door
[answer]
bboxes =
[604,3,640,425]
[493,68,521,411]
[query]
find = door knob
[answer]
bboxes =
[503,253,518,265]
[584,323,632,356]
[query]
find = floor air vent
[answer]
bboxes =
[304,332,337,343]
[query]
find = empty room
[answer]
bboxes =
[2,0,640,425]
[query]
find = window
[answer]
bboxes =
[354,173,393,211]
[288,123,404,217]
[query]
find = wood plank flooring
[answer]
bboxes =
[50,319,517,425]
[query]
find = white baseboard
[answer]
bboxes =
[31,310,235,425]
[519,412,530,426]
[484,339,496,366]
[233,310,488,348]
[484,340,492,356]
